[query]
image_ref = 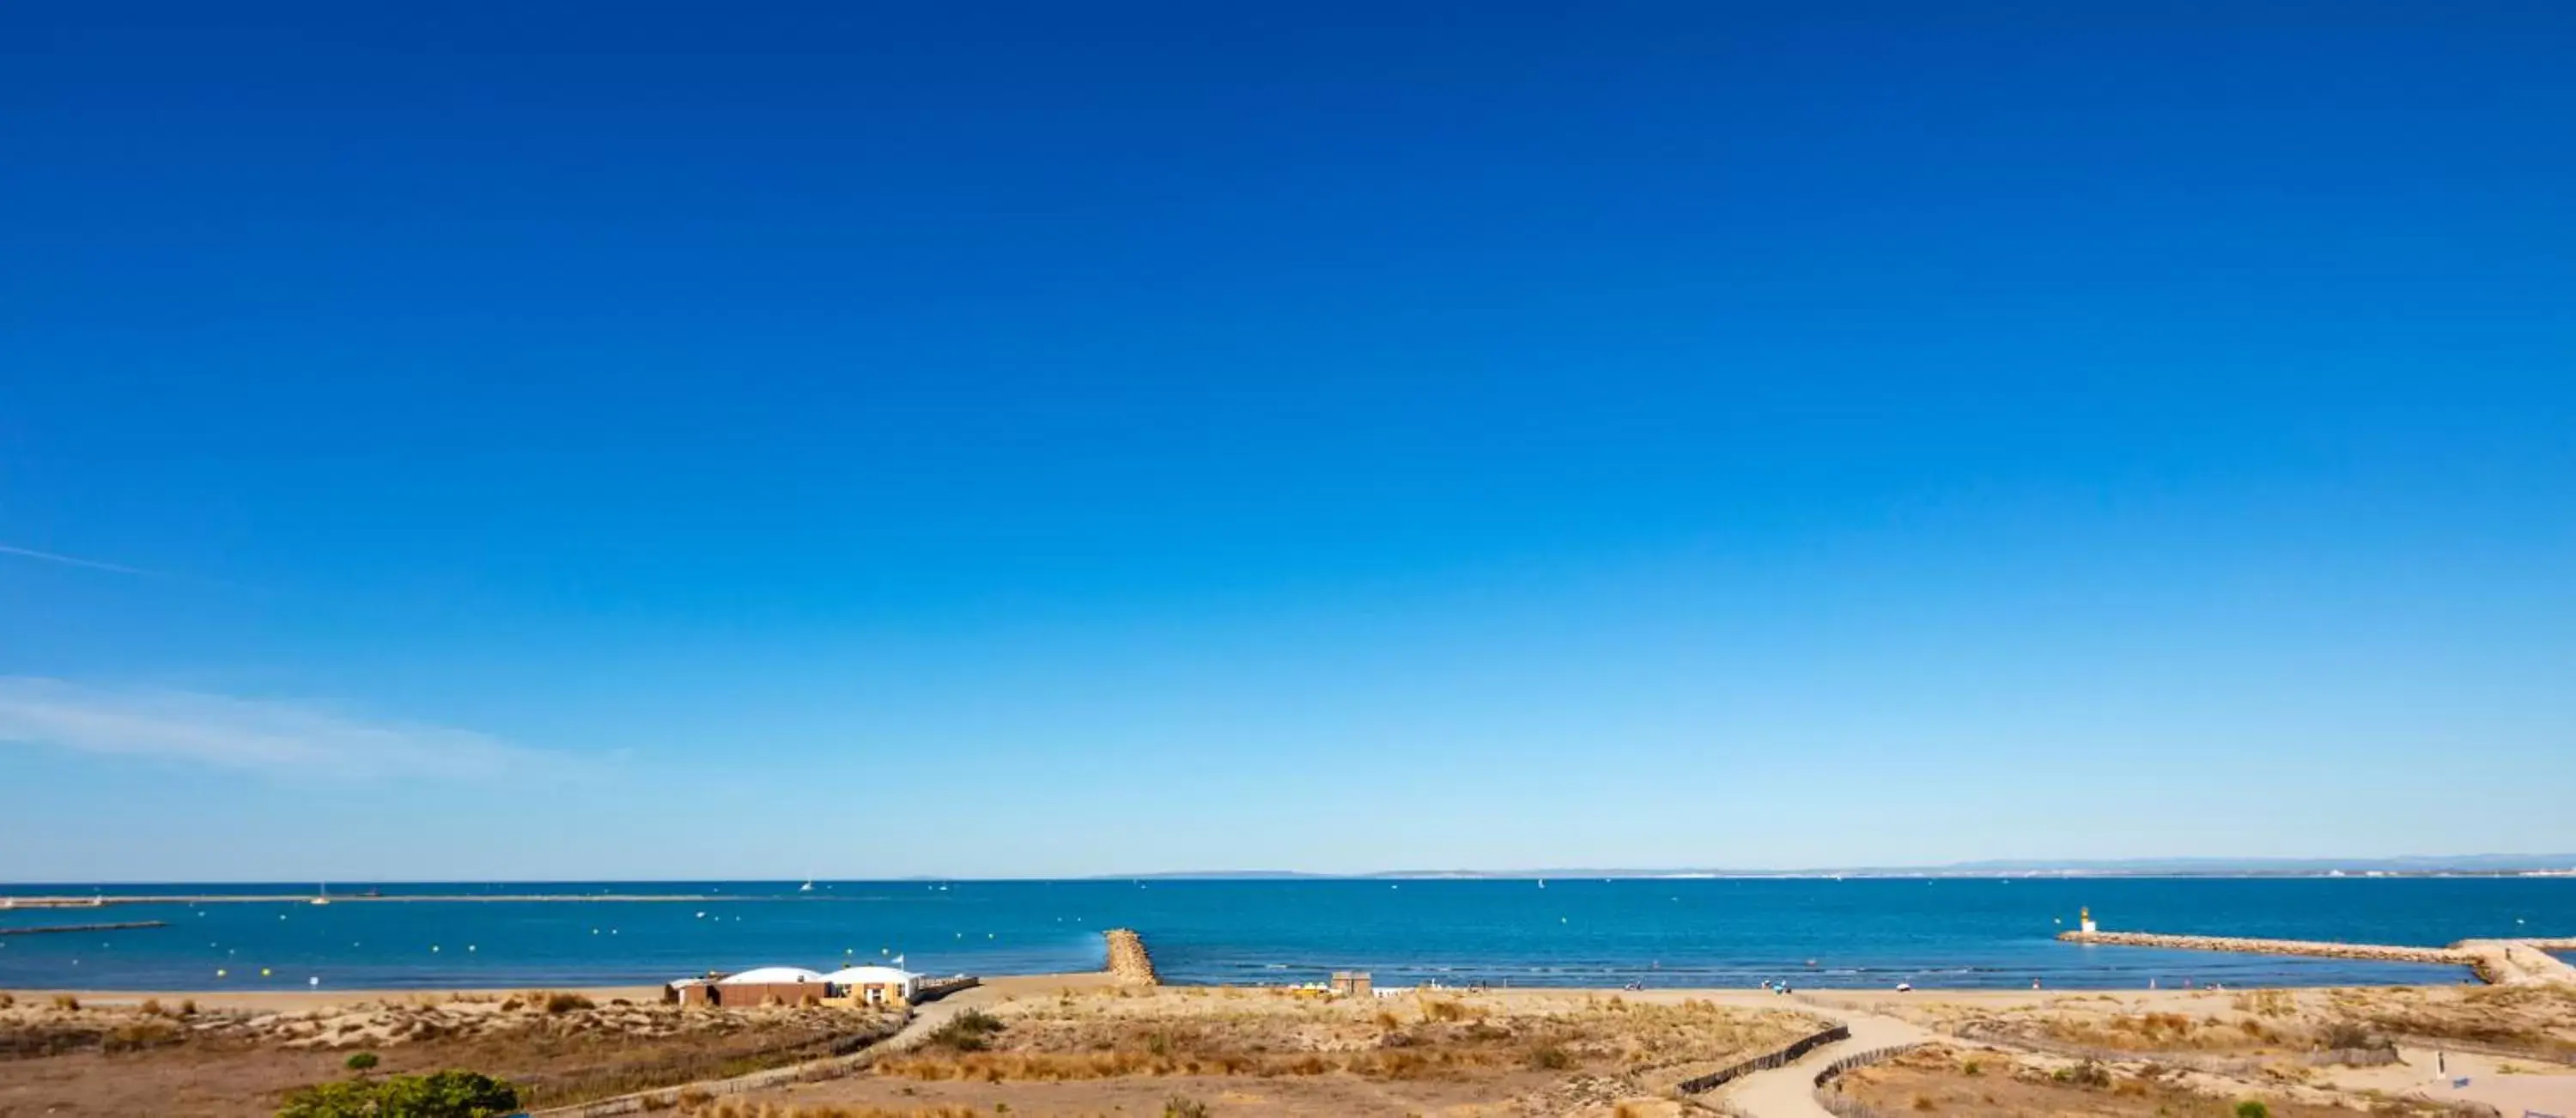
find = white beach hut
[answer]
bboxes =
[666,965,829,1007]
[718,966,828,986]
[823,964,920,1006]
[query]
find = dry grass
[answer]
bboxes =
[1833,1044,2465,1118]
[872,988,1811,1086]
[0,993,902,1113]
[675,1103,985,1117]
[2039,1011,2284,1054]
[2354,982,2576,1062]
[1948,985,2565,1068]
[101,1019,185,1053]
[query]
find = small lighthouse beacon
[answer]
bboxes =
[2079,906,2098,935]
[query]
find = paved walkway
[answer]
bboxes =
[1709,996,1933,1118]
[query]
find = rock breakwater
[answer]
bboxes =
[1103,928,1158,985]
[2061,929,2576,986]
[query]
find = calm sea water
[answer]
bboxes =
[3,878,2570,993]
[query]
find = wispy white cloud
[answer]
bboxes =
[0,544,158,577]
[0,677,568,781]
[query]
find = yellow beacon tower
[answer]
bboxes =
[2079,906,2097,934]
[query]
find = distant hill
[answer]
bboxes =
[1110,854,2576,879]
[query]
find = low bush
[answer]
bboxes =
[540,991,594,1014]
[1526,1043,1574,1070]
[1421,999,1483,1022]
[103,1020,182,1053]
[346,1051,380,1072]
[923,1008,1006,1052]
[276,1070,519,1118]
[2050,1060,2111,1089]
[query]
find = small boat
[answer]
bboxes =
[799,881,814,892]
[311,883,331,906]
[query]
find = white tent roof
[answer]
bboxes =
[717,965,826,985]
[823,965,920,985]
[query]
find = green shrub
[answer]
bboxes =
[2234,1102,2269,1118]
[925,1008,1007,1052]
[2050,1060,2111,1089]
[276,1070,519,1117]
[344,1051,380,1072]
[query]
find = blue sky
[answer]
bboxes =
[2,1,2571,880]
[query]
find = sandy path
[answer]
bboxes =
[1668,994,1933,1118]
[518,974,1113,1116]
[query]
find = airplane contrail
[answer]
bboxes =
[0,544,161,577]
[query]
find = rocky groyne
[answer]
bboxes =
[1103,928,1158,985]
[2060,929,2576,986]
[0,921,167,936]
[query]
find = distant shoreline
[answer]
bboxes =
[9,860,2575,890]
[12,874,2576,892]
[3,894,750,908]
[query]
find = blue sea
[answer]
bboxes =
[4,878,2571,993]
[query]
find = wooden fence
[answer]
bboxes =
[1675,1024,1850,1095]
[914,975,980,1002]
[1808,1042,1927,1118]
[1813,1043,1924,1088]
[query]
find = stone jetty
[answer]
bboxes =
[0,920,168,936]
[2061,929,2576,986]
[1103,928,1158,985]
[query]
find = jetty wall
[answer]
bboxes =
[1103,928,1158,985]
[2058,930,2469,967]
[0,921,167,936]
[2060,930,2576,985]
